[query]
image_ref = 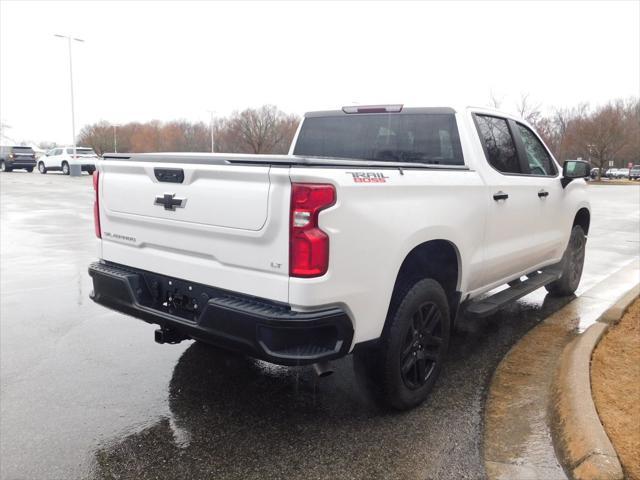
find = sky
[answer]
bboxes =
[1,0,639,146]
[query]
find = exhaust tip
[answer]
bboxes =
[312,361,334,377]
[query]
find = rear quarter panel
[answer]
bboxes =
[288,166,487,345]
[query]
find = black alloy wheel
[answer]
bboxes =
[400,301,444,390]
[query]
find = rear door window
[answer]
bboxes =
[473,115,522,174]
[293,113,464,165]
[515,123,557,176]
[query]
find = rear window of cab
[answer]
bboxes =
[294,113,464,166]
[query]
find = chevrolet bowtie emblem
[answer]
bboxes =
[154,193,186,211]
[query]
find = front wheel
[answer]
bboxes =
[38,162,47,174]
[545,225,586,296]
[355,278,450,410]
[61,162,70,175]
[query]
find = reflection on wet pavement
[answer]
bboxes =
[89,294,575,480]
[1,175,638,480]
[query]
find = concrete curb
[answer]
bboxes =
[551,284,639,480]
[483,260,639,480]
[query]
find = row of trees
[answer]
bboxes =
[497,95,639,175]
[76,105,300,156]
[74,99,639,174]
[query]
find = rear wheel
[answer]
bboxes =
[61,161,70,175]
[0,161,11,172]
[545,225,586,296]
[355,278,450,410]
[38,162,47,174]
[25,167,33,172]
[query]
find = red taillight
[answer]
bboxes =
[93,171,101,238]
[289,183,336,278]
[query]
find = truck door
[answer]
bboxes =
[473,114,553,286]
[511,121,567,263]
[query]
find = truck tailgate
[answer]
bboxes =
[98,158,291,302]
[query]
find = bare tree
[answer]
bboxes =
[77,107,298,155]
[574,101,629,177]
[225,105,300,154]
[515,93,542,125]
[488,90,503,109]
[78,121,113,155]
[37,141,59,150]
[617,97,640,167]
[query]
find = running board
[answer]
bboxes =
[464,270,562,318]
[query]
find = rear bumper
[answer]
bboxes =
[8,159,36,168]
[88,261,353,366]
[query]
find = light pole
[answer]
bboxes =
[112,124,120,153]
[54,34,84,163]
[206,110,216,153]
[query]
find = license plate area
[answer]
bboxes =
[138,272,214,322]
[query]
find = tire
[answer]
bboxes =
[545,225,586,296]
[61,161,70,175]
[38,162,47,174]
[355,278,450,410]
[1,160,11,172]
[25,167,33,172]
[87,167,95,175]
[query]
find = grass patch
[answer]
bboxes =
[591,299,640,479]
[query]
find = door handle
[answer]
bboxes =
[538,190,549,198]
[493,191,509,201]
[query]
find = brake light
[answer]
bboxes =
[93,171,101,238]
[289,183,335,277]
[341,104,403,114]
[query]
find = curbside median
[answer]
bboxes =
[551,283,638,480]
[484,260,639,480]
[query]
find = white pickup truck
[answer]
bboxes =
[89,105,591,410]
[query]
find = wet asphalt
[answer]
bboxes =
[1,173,638,480]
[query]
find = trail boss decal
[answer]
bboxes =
[346,171,389,183]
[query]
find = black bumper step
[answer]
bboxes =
[88,261,354,365]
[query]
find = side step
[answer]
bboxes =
[465,269,562,318]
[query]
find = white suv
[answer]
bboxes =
[38,146,99,175]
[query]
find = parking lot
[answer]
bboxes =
[1,172,639,480]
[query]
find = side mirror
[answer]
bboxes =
[561,160,590,188]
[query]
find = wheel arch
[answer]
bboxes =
[384,239,461,334]
[573,207,590,235]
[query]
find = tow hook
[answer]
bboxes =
[154,327,188,344]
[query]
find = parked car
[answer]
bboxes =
[615,168,630,179]
[605,168,618,178]
[88,105,590,410]
[38,146,99,175]
[0,145,37,172]
[629,165,640,180]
